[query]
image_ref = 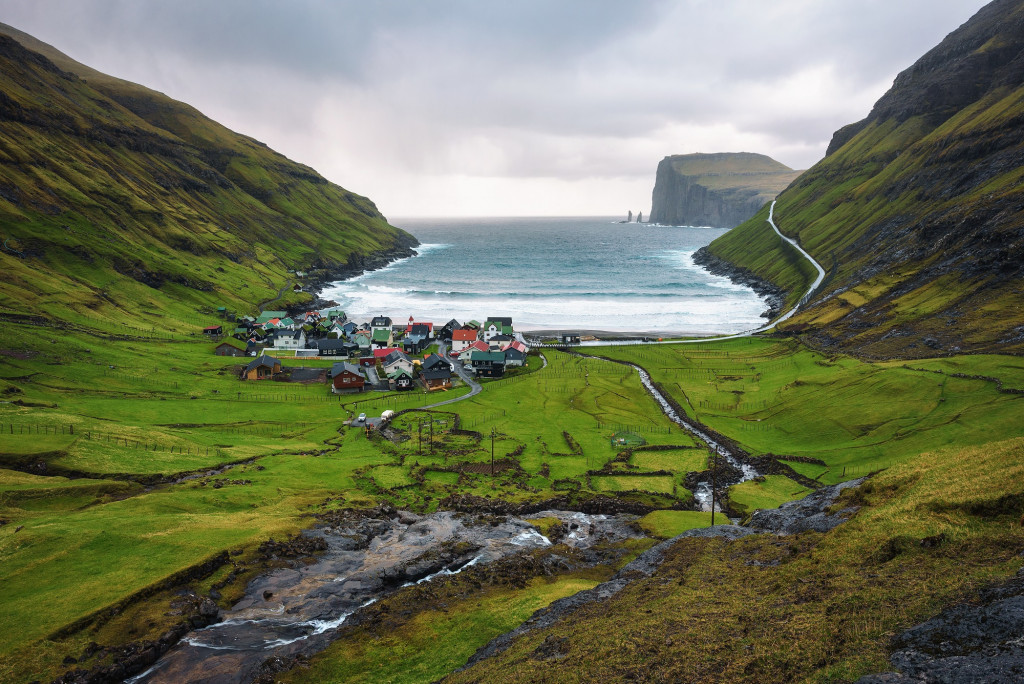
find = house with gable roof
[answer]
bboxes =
[330,362,366,393]
[256,310,287,325]
[422,353,452,374]
[439,319,461,341]
[482,317,513,342]
[487,334,513,350]
[450,328,479,355]
[422,367,452,391]
[458,340,490,363]
[351,330,373,351]
[241,355,282,380]
[371,327,393,349]
[266,328,306,350]
[501,344,527,367]
[381,350,415,377]
[370,315,392,334]
[215,339,247,357]
[470,350,506,378]
[388,368,416,391]
[404,318,434,338]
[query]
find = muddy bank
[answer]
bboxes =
[123,508,640,684]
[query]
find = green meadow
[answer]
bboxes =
[589,337,1024,483]
[1,319,1023,682]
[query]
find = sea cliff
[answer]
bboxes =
[649,152,802,228]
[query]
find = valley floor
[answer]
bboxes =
[1,317,1022,683]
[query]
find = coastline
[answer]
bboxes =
[296,223,779,338]
[691,246,785,321]
[297,238,420,312]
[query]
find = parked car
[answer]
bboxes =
[357,413,367,423]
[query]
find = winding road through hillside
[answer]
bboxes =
[536,200,827,348]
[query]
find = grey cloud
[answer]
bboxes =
[0,0,992,214]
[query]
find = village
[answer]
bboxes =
[202,310,544,395]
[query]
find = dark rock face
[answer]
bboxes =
[748,478,865,534]
[648,153,802,228]
[828,0,1024,155]
[856,568,1024,684]
[692,247,785,320]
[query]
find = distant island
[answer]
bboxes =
[648,152,803,228]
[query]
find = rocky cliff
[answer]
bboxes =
[700,0,1024,357]
[648,152,802,227]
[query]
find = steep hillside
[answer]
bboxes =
[649,152,802,227]
[0,24,416,329]
[699,0,1024,357]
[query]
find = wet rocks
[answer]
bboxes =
[693,247,786,320]
[748,478,866,534]
[856,568,1024,683]
[257,534,328,561]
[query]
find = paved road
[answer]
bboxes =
[533,200,827,348]
[417,342,482,410]
[765,199,826,326]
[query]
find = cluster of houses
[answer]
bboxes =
[212,311,530,393]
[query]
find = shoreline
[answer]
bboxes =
[517,327,748,340]
[298,225,779,338]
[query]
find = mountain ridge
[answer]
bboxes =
[699,0,1024,357]
[0,24,417,327]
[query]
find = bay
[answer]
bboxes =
[320,217,768,335]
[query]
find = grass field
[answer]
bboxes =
[589,337,1024,483]
[2,318,1023,682]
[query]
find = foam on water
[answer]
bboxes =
[321,217,768,333]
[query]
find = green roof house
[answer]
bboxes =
[256,310,287,324]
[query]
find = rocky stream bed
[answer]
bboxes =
[121,509,643,684]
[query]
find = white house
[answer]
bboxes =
[381,350,415,377]
[450,328,479,355]
[266,329,306,349]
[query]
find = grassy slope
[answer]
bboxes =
[592,338,1024,482]
[447,436,1024,683]
[702,5,1024,356]
[0,28,414,329]
[665,153,803,197]
[1,324,1022,681]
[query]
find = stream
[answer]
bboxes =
[128,509,640,684]
[631,363,759,510]
[565,350,761,512]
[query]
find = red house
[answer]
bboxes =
[331,362,366,393]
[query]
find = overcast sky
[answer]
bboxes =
[0,0,991,217]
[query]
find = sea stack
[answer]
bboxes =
[648,152,803,228]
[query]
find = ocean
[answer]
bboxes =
[320,217,768,335]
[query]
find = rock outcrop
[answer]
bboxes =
[648,152,803,228]
[856,567,1024,683]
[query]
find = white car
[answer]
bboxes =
[357,413,367,423]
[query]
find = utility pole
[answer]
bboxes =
[490,427,495,476]
[430,419,434,454]
[418,420,422,456]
